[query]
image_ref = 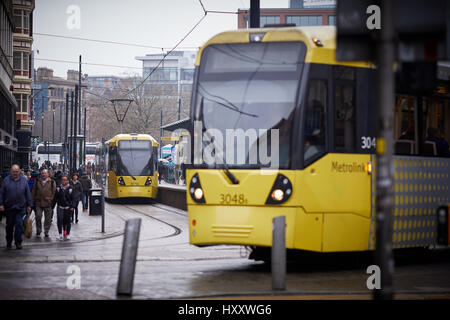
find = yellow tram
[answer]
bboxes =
[185,26,450,257]
[105,134,159,200]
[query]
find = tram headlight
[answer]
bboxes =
[189,173,205,204]
[271,189,284,202]
[118,177,125,186]
[193,188,203,200]
[266,174,292,205]
[145,177,152,186]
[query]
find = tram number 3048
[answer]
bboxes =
[220,193,248,205]
[361,136,376,149]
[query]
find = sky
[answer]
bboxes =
[33,0,289,78]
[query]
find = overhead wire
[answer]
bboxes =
[34,0,239,101]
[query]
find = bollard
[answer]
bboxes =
[272,216,286,291]
[101,188,105,233]
[117,218,141,296]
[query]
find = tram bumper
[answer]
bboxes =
[188,205,298,248]
[117,185,158,198]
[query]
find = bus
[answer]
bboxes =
[185,26,450,260]
[104,134,159,200]
[32,142,99,168]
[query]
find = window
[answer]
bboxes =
[286,15,323,26]
[14,93,28,113]
[333,66,356,152]
[12,51,29,71]
[328,15,336,25]
[260,15,280,27]
[147,68,178,82]
[181,69,194,81]
[13,9,30,33]
[304,80,327,165]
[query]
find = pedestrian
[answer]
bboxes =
[54,170,62,186]
[31,169,56,238]
[28,171,38,216]
[0,164,32,249]
[86,162,92,179]
[52,175,75,241]
[71,173,83,223]
[79,172,92,212]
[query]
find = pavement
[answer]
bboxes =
[0,201,125,263]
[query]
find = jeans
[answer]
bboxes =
[5,209,26,245]
[57,207,71,235]
[71,201,79,222]
[81,192,89,210]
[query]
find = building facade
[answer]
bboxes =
[33,67,88,144]
[12,0,35,168]
[135,50,196,96]
[237,0,336,28]
[0,0,19,171]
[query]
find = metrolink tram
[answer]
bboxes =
[103,134,159,200]
[185,26,450,258]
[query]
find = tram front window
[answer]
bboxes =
[117,140,153,176]
[195,41,306,169]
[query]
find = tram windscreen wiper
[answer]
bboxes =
[203,129,239,185]
[223,162,239,184]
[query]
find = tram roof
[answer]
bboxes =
[106,134,159,146]
[195,26,372,69]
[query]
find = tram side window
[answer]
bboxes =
[334,66,356,153]
[108,147,117,172]
[304,80,327,165]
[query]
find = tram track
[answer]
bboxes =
[121,204,183,239]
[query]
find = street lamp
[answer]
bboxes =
[52,106,55,143]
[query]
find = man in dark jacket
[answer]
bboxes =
[71,173,83,223]
[0,164,31,249]
[79,172,92,212]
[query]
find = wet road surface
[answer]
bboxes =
[0,202,449,299]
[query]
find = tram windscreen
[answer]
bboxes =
[195,41,306,169]
[117,140,153,176]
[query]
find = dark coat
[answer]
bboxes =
[71,180,83,202]
[52,184,76,209]
[0,175,31,211]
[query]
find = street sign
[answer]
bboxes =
[336,0,450,62]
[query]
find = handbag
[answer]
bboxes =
[24,214,32,239]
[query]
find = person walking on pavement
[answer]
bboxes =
[71,173,83,223]
[86,162,92,179]
[52,175,75,241]
[28,171,38,218]
[0,164,32,249]
[31,169,56,238]
[79,172,92,212]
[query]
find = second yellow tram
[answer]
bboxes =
[105,134,159,200]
